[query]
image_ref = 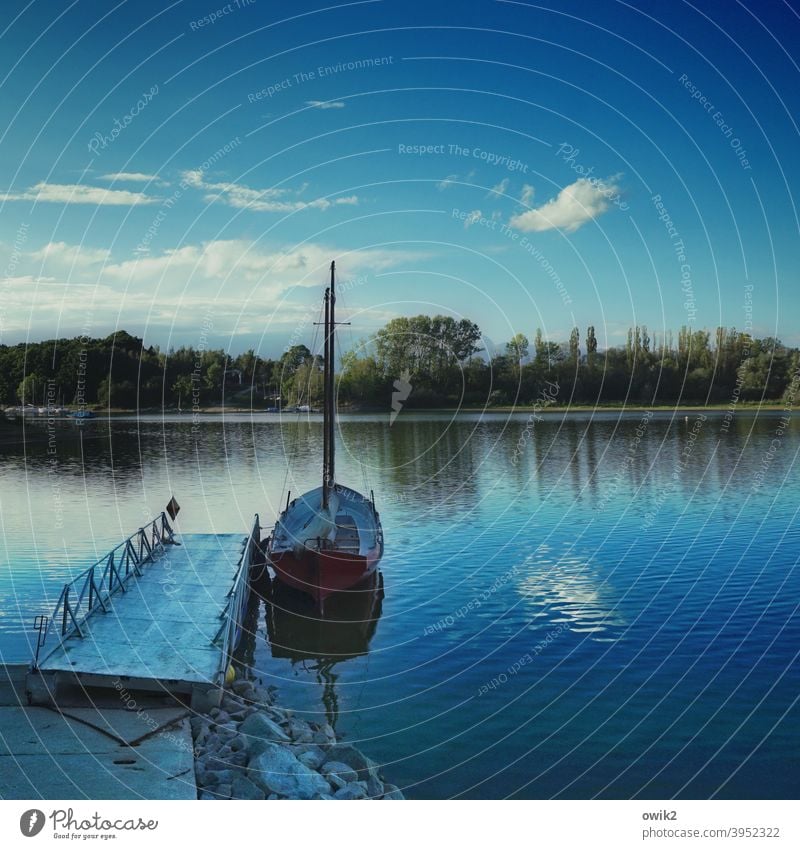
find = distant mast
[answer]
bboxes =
[328,260,336,492]
[322,261,337,509]
[322,285,331,508]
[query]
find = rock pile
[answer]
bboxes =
[191,678,404,800]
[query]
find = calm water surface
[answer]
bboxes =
[1,410,798,799]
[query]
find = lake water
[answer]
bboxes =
[1,410,798,799]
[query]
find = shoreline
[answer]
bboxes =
[4,401,787,417]
[192,678,404,800]
[0,663,403,800]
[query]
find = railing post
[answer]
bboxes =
[62,587,69,636]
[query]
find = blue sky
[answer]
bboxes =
[1,0,798,357]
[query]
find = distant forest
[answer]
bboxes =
[1,319,798,411]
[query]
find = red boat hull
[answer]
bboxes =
[271,545,381,606]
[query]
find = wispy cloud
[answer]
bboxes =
[520,184,535,205]
[463,209,482,229]
[182,170,358,212]
[305,100,345,109]
[509,177,620,233]
[99,172,159,183]
[488,178,509,197]
[436,174,458,191]
[28,241,110,267]
[0,182,158,206]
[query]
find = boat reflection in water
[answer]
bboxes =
[241,569,384,730]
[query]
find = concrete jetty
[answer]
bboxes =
[27,513,260,711]
[0,513,263,800]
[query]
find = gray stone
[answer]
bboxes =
[334,781,368,800]
[287,718,314,743]
[205,748,232,769]
[323,744,375,781]
[253,686,274,705]
[231,680,256,698]
[296,745,327,770]
[229,751,248,768]
[267,794,279,800]
[229,736,246,753]
[221,695,242,713]
[366,773,385,798]
[231,775,266,800]
[322,760,359,789]
[271,706,293,720]
[312,731,333,747]
[248,743,331,800]
[240,711,291,745]
[199,791,217,800]
[205,767,237,785]
[198,767,218,786]
[216,783,232,799]
[382,784,405,800]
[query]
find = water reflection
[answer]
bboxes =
[516,543,626,639]
[243,570,384,729]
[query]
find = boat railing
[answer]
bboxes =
[31,512,175,669]
[212,513,261,685]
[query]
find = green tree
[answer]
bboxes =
[505,333,529,363]
[586,326,598,367]
[17,373,40,405]
[569,327,580,362]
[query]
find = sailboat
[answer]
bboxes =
[267,261,384,608]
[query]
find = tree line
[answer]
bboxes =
[0,319,797,411]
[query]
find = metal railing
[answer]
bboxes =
[213,514,261,685]
[32,513,175,669]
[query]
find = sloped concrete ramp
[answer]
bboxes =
[0,706,196,799]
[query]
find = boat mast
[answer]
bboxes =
[328,260,336,492]
[322,286,331,509]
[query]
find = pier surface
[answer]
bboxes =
[0,704,195,799]
[30,532,247,708]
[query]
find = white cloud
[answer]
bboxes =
[182,170,359,213]
[436,174,458,191]
[488,178,509,197]
[305,100,346,109]
[0,182,158,206]
[99,172,159,182]
[0,241,427,343]
[510,177,620,233]
[463,209,482,229]
[28,241,110,267]
[103,240,423,295]
[520,184,535,205]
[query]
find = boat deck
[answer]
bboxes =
[32,533,245,704]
